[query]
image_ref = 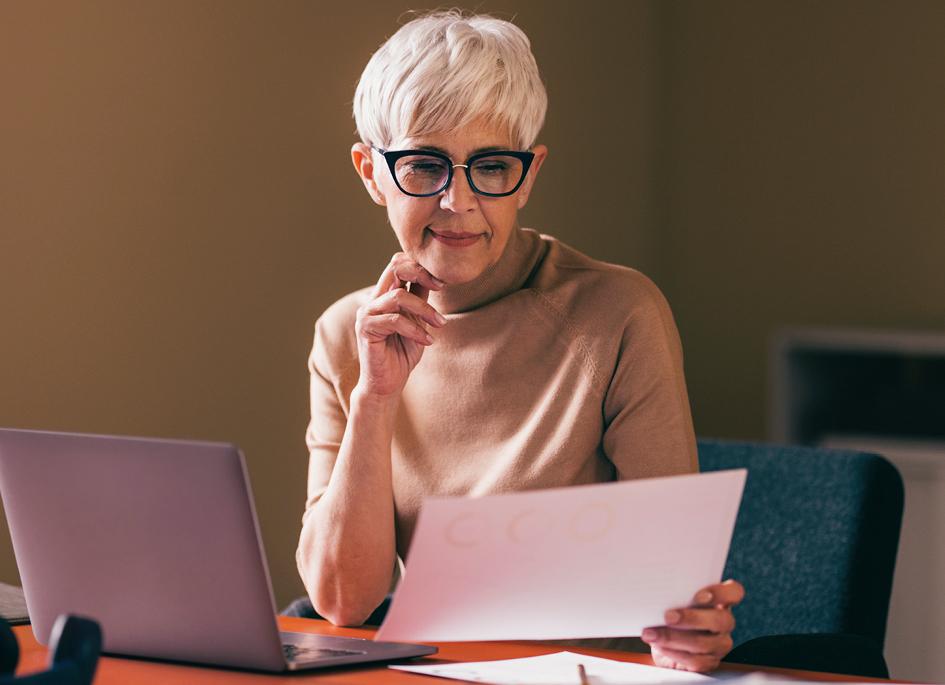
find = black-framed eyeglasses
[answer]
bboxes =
[373,147,535,198]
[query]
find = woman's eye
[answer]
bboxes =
[407,162,447,175]
[474,162,508,174]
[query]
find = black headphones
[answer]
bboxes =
[0,615,101,685]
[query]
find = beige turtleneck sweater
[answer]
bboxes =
[299,227,697,642]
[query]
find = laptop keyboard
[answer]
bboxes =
[282,643,367,662]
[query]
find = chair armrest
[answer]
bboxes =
[723,633,888,678]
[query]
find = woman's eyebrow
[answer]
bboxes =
[411,145,508,156]
[470,146,506,155]
[411,145,450,154]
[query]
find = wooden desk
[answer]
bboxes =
[13,617,883,683]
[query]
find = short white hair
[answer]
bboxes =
[353,10,548,150]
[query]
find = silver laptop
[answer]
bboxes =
[0,428,436,672]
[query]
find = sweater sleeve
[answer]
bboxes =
[298,298,408,593]
[601,277,698,480]
[300,304,363,510]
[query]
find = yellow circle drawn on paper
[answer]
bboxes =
[443,512,487,548]
[506,508,549,544]
[568,502,615,542]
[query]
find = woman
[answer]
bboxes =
[296,10,743,672]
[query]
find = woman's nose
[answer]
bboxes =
[439,167,477,213]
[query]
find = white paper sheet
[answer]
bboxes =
[390,650,716,685]
[376,469,746,642]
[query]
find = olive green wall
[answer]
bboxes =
[3,0,944,610]
[0,0,660,606]
[658,1,945,441]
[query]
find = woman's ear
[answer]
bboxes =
[516,144,548,209]
[351,143,387,207]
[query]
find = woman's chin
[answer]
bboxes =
[421,258,490,287]
[428,265,487,287]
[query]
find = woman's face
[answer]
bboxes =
[353,119,548,285]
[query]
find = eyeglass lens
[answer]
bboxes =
[393,154,526,196]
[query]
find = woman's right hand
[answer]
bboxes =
[354,253,447,397]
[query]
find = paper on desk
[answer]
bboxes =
[390,650,715,685]
[376,469,746,642]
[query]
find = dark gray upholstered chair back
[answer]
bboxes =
[698,439,904,649]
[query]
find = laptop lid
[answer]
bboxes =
[0,428,434,672]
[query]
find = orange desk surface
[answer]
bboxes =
[13,616,885,683]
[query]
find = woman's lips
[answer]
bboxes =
[428,228,483,248]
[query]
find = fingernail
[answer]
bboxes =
[642,629,658,642]
[665,610,681,625]
[695,590,713,604]
[434,312,447,326]
[432,276,446,287]
[425,332,434,344]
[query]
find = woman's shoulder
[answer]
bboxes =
[316,286,373,333]
[309,286,373,374]
[527,232,672,324]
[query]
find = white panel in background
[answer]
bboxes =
[821,434,945,683]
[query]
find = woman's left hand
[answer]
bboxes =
[641,579,745,673]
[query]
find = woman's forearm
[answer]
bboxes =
[299,254,444,625]
[298,385,399,626]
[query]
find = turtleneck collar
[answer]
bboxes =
[429,227,544,315]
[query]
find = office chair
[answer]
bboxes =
[282,595,391,627]
[699,439,903,677]
[0,615,101,685]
